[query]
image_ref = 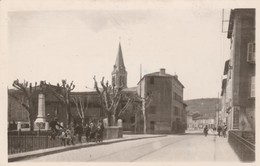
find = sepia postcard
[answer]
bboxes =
[0,0,259,166]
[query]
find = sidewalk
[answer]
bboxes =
[214,135,240,161]
[8,134,165,162]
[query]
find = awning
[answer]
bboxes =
[221,79,227,96]
[223,60,230,75]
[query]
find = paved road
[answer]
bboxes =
[25,134,239,162]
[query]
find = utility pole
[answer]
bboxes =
[217,92,220,127]
[135,64,142,133]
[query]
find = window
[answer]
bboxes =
[174,107,179,116]
[250,76,255,97]
[247,42,255,63]
[149,106,156,114]
[174,93,183,102]
[150,77,154,84]
[228,64,232,79]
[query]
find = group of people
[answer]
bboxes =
[49,117,105,146]
[85,120,104,143]
[216,124,228,138]
[203,123,228,137]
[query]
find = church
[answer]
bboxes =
[8,43,187,134]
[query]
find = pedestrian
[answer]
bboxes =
[66,127,75,145]
[96,120,104,142]
[217,126,222,137]
[60,129,67,146]
[203,125,208,137]
[99,120,104,142]
[85,123,90,143]
[75,123,83,143]
[89,121,96,142]
[49,117,64,140]
[222,124,227,138]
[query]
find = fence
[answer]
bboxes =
[8,135,62,155]
[8,127,122,155]
[228,130,255,162]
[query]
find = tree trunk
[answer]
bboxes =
[107,112,112,126]
[29,111,34,131]
[66,104,72,128]
[134,112,137,134]
[111,115,116,126]
[82,118,85,126]
[143,110,147,134]
[142,99,147,134]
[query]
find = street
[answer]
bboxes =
[24,133,239,162]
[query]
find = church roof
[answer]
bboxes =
[122,86,137,93]
[145,72,173,77]
[113,42,126,72]
[137,70,185,88]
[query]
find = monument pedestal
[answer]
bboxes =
[34,93,47,130]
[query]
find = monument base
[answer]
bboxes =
[34,120,49,130]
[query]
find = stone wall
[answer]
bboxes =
[103,126,123,140]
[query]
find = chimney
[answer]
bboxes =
[160,68,166,75]
[174,72,178,79]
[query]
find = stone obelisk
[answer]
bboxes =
[35,93,46,124]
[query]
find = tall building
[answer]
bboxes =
[137,68,186,134]
[111,43,127,88]
[220,9,255,131]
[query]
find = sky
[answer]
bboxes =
[8,6,231,100]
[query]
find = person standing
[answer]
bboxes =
[60,129,67,146]
[75,123,83,143]
[49,117,63,140]
[217,126,222,137]
[222,124,227,138]
[85,123,90,143]
[89,121,96,142]
[99,120,104,142]
[203,125,208,137]
[66,127,75,145]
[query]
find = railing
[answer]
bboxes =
[8,135,63,155]
[8,127,122,155]
[228,130,255,162]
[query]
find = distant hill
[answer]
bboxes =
[184,98,221,118]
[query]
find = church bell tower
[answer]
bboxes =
[111,42,127,88]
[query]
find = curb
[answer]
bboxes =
[8,135,166,162]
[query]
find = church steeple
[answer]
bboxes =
[114,43,126,71]
[112,42,127,88]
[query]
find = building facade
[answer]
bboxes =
[220,9,255,132]
[137,68,186,134]
[187,113,215,130]
[8,43,187,134]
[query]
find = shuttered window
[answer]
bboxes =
[250,76,255,97]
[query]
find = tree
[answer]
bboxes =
[10,79,43,131]
[72,95,89,126]
[115,94,132,121]
[42,80,75,128]
[93,76,131,126]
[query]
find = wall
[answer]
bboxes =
[103,126,123,140]
[145,76,172,133]
[226,9,255,131]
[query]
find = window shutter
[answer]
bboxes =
[250,76,255,97]
[247,43,255,63]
